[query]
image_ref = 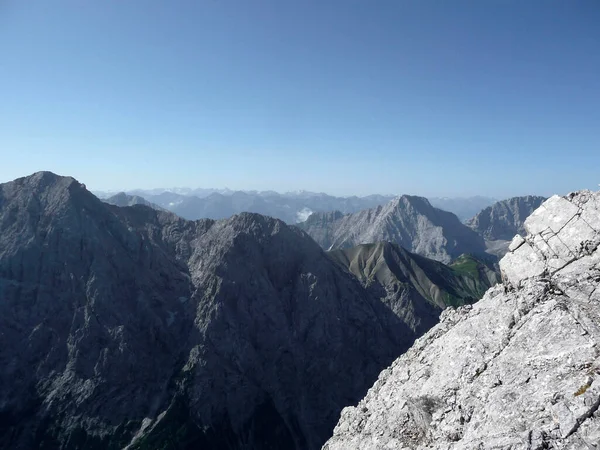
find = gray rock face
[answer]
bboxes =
[324,190,600,449]
[0,172,418,450]
[298,196,487,264]
[467,195,547,241]
[103,191,166,211]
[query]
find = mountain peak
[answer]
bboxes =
[0,171,95,213]
[299,196,485,263]
[14,170,77,190]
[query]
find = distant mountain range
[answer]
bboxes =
[95,188,497,224]
[297,195,487,264]
[100,189,397,223]
[101,189,543,265]
[0,172,497,450]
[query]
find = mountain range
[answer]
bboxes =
[0,172,496,450]
[297,195,487,264]
[95,188,497,224]
[325,189,600,449]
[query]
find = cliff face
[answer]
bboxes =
[324,190,600,449]
[0,172,418,450]
[298,196,486,264]
[466,195,547,241]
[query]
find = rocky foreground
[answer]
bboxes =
[324,191,600,449]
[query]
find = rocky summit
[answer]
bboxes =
[324,190,600,449]
[0,172,487,450]
[298,196,487,264]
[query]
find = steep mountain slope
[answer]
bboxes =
[467,195,547,240]
[298,196,487,264]
[324,190,600,449]
[0,172,416,450]
[104,191,166,210]
[328,243,499,335]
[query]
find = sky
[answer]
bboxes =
[0,0,599,198]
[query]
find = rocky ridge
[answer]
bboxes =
[298,196,487,264]
[324,190,600,449]
[0,172,489,450]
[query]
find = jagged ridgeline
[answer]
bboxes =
[0,172,496,450]
[325,191,600,449]
[297,196,488,264]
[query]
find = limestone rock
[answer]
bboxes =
[0,172,421,450]
[324,190,600,450]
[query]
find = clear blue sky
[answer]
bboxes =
[1,0,598,197]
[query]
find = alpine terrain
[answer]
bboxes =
[467,195,547,258]
[111,190,396,224]
[324,190,600,449]
[328,243,498,335]
[0,172,492,450]
[298,195,487,264]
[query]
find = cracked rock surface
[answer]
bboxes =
[324,190,600,449]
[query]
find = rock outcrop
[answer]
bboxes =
[1,172,484,450]
[298,196,487,264]
[324,190,600,449]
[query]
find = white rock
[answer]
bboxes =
[324,190,600,450]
